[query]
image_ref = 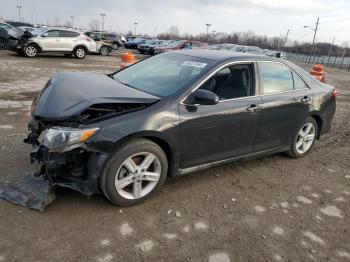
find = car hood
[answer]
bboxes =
[33,72,160,120]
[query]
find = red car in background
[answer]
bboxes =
[154,40,207,54]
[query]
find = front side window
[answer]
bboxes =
[199,64,255,100]
[113,53,214,97]
[259,62,293,94]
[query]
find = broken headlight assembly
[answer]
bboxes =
[38,127,99,152]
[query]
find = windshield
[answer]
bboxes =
[113,53,214,97]
[30,27,47,36]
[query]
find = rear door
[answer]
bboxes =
[179,62,262,168]
[59,30,81,51]
[254,61,313,151]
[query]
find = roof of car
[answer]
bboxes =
[173,49,280,62]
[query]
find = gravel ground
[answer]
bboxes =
[0,49,349,262]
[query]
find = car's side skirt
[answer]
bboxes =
[176,146,288,176]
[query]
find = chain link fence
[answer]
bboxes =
[286,53,350,71]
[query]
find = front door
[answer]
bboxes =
[179,62,262,168]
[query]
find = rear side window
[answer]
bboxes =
[292,72,308,90]
[46,30,60,37]
[60,31,80,37]
[259,62,293,94]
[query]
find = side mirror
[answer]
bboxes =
[187,89,219,105]
[41,32,48,37]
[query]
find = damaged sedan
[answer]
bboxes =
[0,50,336,210]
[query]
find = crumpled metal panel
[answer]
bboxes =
[0,175,56,212]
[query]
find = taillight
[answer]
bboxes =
[86,37,91,42]
[332,89,338,97]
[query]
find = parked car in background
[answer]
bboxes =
[154,40,207,54]
[137,39,163,54]
[124,37,148,49]
[8,27,112,58]
[0,22,15,49]
[240,45,262,54]
[23,50,336,207]
[85,31,124,50]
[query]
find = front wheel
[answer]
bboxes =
[74,47,86,59]
[112,43,118,50]
[100,139,168,206]
[24,44,38,58]
[286,117,318,158]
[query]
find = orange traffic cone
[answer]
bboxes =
[120,52,136,69]
[310,64,326,83]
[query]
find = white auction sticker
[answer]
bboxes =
[182,61,207,68]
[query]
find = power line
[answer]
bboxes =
[320,17,350,24]
[321,10,350,18]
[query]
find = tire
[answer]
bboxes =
[286,117,318,158]
[0,38,8,49]
[112,43,118,50]
[74,47,86,59]
[99,45,109,56]
[100,138,168,206]
[140,50,145,54]
[24,44,38,58]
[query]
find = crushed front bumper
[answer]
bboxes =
[0,128,109,211]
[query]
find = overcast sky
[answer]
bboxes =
[1,0,350,45]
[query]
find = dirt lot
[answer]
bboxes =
[0,49,349,262]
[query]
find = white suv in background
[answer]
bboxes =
[18,27,111,59]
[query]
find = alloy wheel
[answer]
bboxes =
[114,152,161,200]
[25,46,37,57]
[100,46,108,56]
[295,123,316,154]
[76,48,85,58]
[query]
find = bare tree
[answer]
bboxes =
[63,20,72,28]
[53,16,61,27]
[88,19,100,31]
[168,26,180,39]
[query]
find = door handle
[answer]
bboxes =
[301,96,311,103]
[247,104,260,113]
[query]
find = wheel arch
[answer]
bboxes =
[310,113,323,139]
[73,44,88,53]
[26,41,42,52]
[112,131,176,177]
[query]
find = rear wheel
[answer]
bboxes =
[100,139,168,206]
[286,117,318,158]
[74,47,86,59]
[24,44,38,58]
[99,45,109,56]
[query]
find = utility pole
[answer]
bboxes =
[205,23,211,43]
[16,5,22,21]
[100,13,106,31]
[282,29,290,51]
[71,16,75,28]
[304,17,319,63]
[134,22,138,36]
[326,36,335,65]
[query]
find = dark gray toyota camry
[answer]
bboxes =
[1,50,337,209]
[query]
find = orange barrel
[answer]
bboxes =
[120,52,136,69]
[310,64,327,82]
